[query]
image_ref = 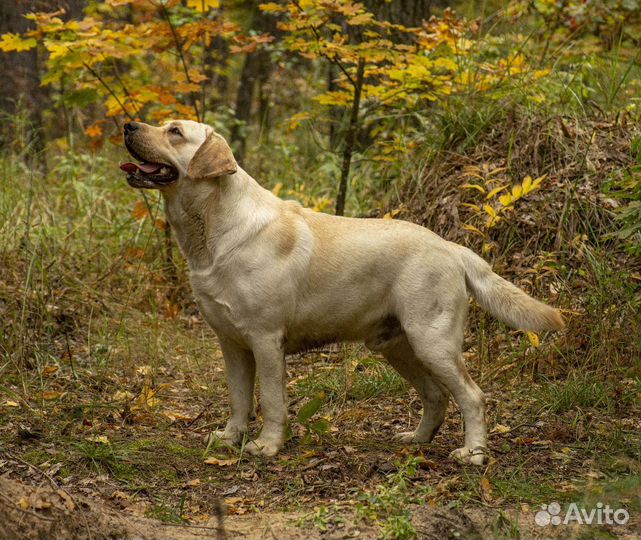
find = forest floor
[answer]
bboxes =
[1,105,640,539]
[1,312,640,539]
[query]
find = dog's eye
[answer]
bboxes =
[169,127,182,136]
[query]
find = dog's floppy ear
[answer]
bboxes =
[187,132,237,180]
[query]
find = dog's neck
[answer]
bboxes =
[161,167,279,271]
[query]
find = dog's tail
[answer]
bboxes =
[458,246,564,332]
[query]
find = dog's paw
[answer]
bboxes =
[393,431,418,444]
[450,446,487,466]
[204,429,242,448]
[244,437,282,457]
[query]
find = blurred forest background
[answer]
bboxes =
[1,1,640,539]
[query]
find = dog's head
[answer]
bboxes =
[120,120,237,189]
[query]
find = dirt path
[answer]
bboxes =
[0,475,505,539]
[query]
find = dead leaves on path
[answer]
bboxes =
[16,487,76,515]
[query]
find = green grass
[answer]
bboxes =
[146,498,188,524]
[536,376,612,414]
[492,476,559,505]
[294,354,409,405]
[72,439,137,480]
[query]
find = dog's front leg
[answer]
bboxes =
[245,335,287,457]
[208,336,256,447]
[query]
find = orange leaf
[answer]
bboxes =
[163,298,180,319]
[43,365,60,377]
[480,476,493,503]
[41,391,64,400]
[84,123,103,138]
[125,247,145,259]
[132,200,150,221]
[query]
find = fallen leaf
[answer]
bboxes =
[110,490,130,500]
[480,476,493,503]
[86,435,110,445]
[204,457,238,466]
[221,484,239,496]
[57,490,75,512]
[491,423,511,434]
[5,400,19,408]
[136,365,152,376]
[41,391,64,400]
[43,365,60,376]
[113,390,134,401]
[33,498,51,510]
[165,411,194,423]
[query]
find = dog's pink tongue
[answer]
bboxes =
[119,162,163,174]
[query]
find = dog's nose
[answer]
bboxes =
[124,122,139,134]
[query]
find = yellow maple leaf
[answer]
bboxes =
[259,2,285,12]
[186,0,219,12]
[0,33,37,52]
[348,13,374,26]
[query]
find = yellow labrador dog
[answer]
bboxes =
[120,120,563,465]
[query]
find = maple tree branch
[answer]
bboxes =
[290,0,356,87]
[82,61,134,121]
[107,56,143,119]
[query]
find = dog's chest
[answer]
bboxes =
[190,274,247,342]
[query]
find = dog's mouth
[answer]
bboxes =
[120,143,178,189]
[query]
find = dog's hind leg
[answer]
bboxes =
[368,335,450,444]
[402,308,488,466]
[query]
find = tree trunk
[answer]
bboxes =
[230,3,276,164]
[0,1,84,156]
[204,33,230,110]
[230,53,260,164]
[335,58,365,217]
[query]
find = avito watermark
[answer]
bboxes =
[535,502,629,527]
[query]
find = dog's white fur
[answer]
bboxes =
[123,120,564,465]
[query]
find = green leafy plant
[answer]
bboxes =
[356,457,425,540]
[296,390,329,443]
